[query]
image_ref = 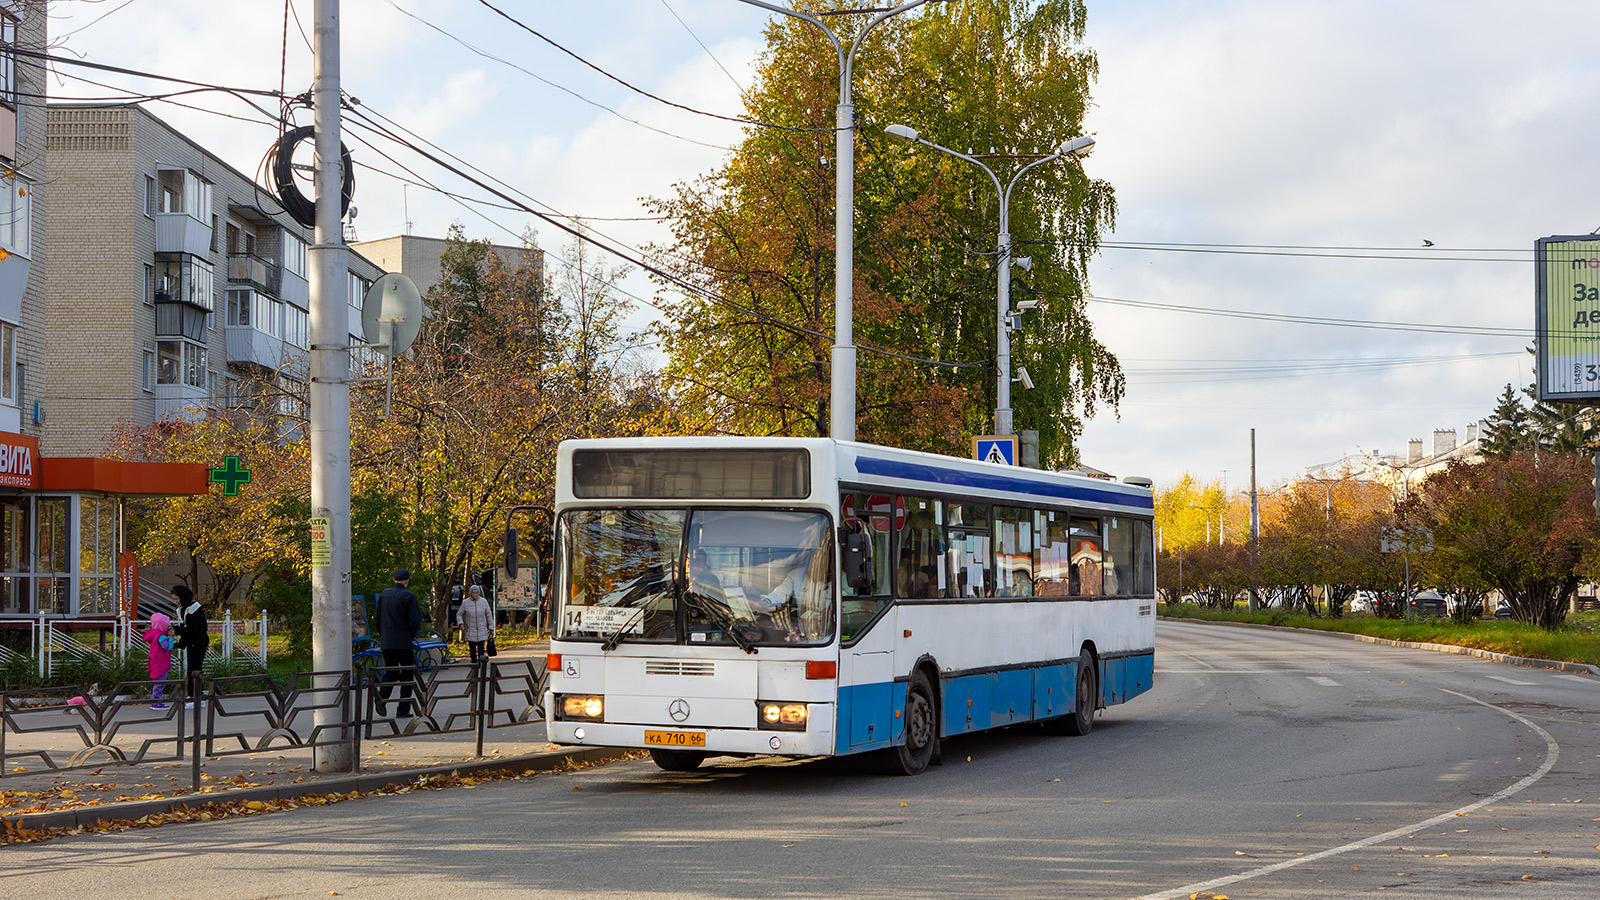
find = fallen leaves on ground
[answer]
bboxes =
[0,750,639,845]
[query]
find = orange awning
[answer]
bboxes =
[39,458,211,496]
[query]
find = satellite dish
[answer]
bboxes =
[361,273,424,357]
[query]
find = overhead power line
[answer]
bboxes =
[472,0,833,134]
[1085,294,1531,338]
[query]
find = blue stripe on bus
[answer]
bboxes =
[853,456,1155,511]
[837,651,1156,753]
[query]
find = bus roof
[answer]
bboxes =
[557,437,1153,516]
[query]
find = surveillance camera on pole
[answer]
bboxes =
[1015,367,1035,391]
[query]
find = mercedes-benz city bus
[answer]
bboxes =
[541,437,1155,775]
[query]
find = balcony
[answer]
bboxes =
[155,213,212,257]
[227,253,282,295]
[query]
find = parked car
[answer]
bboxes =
[1349,591,1377,614]
[1409,589,1447,617]
[1494,598,1513,619]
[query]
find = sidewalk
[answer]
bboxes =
[0,638,597,838]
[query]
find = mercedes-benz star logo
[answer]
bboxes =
[667,698,691,722]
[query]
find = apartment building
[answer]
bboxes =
[40,103,386,456]
[0,0,45,440]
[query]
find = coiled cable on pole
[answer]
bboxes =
[270,124,354,229]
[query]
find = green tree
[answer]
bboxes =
[648,0,1118,463]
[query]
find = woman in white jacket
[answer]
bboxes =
[456,585,494,663]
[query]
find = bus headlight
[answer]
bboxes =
[562,695,605,720]
[758,702,808,730]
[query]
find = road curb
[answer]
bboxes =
[1,744,620,833]
[1163,616,1600,676]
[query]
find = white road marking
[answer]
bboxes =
[1485,675,1536,685]
[1132,688,1560,900]
[1551,674,1591,683]
[1307,676,1339,686]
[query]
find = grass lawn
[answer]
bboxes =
[1160,604,1600,667]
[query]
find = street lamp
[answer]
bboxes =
[885,123,1094,436]
[735,0,948,442]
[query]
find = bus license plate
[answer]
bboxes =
[645,730,706,747]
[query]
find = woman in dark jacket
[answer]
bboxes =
[170,585,209,701]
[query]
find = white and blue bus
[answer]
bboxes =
[543,437,1156,775]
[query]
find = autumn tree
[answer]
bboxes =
[354,227,643,628]
[108,411,307,609]
[648,0,1118,463]
[1407,452,1600,628]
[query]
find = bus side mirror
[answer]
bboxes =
[840,522,873,592]
[503,527,519,578]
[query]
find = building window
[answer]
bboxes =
[154,254,215,311]
[143,263,155,306]
[348,272,371,311]
[144,174,155,217]
[0,172,31,258]
[156,340,207,388]
[283,232,308,278]
[156,168,212,221]
[0,12,16,108]
[141,348,154,392]
[210,215,219,252]
[227,288,253,327]
[0,321,13,402]
[285,304,308,349]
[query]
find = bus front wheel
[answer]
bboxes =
[882,669,937,776]
[649,748,707,772]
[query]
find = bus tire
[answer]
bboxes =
[1065,651,1097,737]
[882,669,937,776]
[649,748,707,772]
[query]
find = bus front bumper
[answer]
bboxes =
[547,702,837,758]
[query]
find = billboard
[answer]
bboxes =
[1536,235,1600,401]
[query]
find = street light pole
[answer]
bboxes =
[885,124,1093,435]
[735,0,945,442]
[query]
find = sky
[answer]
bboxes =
[51,0,1600,489]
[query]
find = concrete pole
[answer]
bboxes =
[831,98,855,442]
[310,0,352,771]
[995,224,1012,436]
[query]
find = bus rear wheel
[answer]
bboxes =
[881,669,937,776]
[649,748,707,772]
[1065,651,1097,736]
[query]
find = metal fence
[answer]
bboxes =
[0,660,547,792]
[11,611,269,679]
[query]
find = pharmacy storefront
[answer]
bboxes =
[0,431,207,621]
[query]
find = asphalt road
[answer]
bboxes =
[4,619,1597,899]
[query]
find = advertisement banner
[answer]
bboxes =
[118,551,139,619]
[0,431,39,489]
[1536,236,1600,400]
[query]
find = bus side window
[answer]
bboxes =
[1070,517,1103,597]
[840,493,894,641]
[894,495,942,600]
[994,506,1034,597]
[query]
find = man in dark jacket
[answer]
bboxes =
[170,584,208,708]
[376,569,422,717]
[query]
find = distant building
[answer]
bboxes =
[1306,423,1485,493]
[351,233,538,301]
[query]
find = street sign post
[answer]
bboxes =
[973,435,1017,466]
[1380,525,1433,621]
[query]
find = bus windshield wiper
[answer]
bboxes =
[687,590,757,654]
[601,608,644,652]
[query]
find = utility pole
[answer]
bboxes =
[1248,428,1260,611]
[310,0,352,772]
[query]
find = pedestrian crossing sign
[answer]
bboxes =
[973,435,1017,466]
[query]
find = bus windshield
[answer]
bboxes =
[558,508,835,647]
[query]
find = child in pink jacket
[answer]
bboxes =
[143,612,175,708]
